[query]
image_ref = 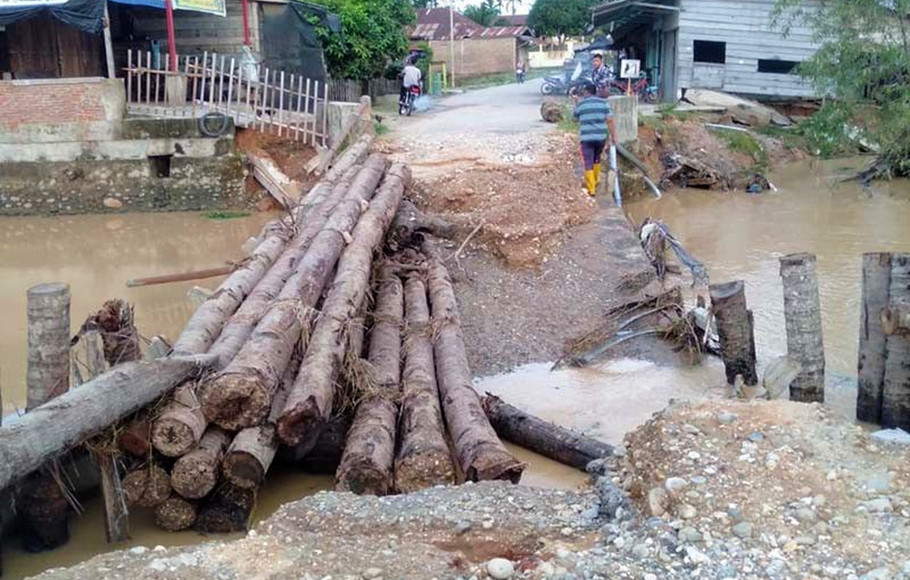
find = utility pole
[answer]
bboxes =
[450,4,456,88]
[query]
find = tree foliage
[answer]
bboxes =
[307,0,416,80]
[773,0,910,176]
[411,0,436,7]
[527,0,598,39]
[464,1,501,26]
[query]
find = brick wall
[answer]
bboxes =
[0,78,124,133]
[430,37,518,77]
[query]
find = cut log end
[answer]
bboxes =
[394,450,457,494]
[122,464,172,508]
[222,451,265,489]
[335,460,391,496]
[154,496,198,531]
[151,418,199,458]
[466,450,526,484]
[195,484,257,534]
[201,373,271,431]
[171,427,231,499]
[277,404,324,448]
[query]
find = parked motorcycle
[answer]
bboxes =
[399,85,421,116]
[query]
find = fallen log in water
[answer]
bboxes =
[709,281,758,387]
[0,355,215,493]
[394,275,456,493]
[155,496,198,531]
[170,427,231,499]
[195,483,256,534]
[857,253,893,423]
[423,243,525,483]
[200,159,394,431]
[779,253,826,403]
[122,463,172,508]
[336,266,403,495]
[882,304,910,336]
[481,394,613,470]
[278,165,412,447]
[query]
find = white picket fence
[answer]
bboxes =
[125,49,329,145]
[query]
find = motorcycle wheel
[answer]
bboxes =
[644,90,660,104]
[541,83,556,95]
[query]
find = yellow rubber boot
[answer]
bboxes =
[593,162,602,185]
[584,170,596,196]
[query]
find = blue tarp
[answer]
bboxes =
[108,0,165,9]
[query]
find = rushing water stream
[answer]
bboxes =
[1,159,909,578]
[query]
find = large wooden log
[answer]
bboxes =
[882,304,910,336]
[154,496,197,531]
[26,283,71,410]
[883,254,910,430]
[19,467,70,552]
[0,355,215,493]
[151,384,207,458]
[122,463,171,508]
[171,427,231,499]
[388,199,456,251]
[199,158,391,431]
[709,281,758,386]
[423,245,525,483]
[195,483,256,534]
[481,394,613,470]
[780,253,826,403]
[857,253,893,423]
[278,165,412,447]
[336,267,403,495]
[394,276,457,493]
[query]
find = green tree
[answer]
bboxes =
[464,1,501,26]
[307,0,416,80]
[773,0,910,177]
[527,0,598,39]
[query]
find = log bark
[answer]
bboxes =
[92,300,142,365]
[118,413,152,458]
[318,100,371,176]
[199,157,391,431]
[336,267,403,495]
[709,280,758,386]
[122,463,171,508]
[195,483,256,534]
[857,253,892,423]
[155,496,198,531]
[882,304,910,336]
[308,134,373,202]
[394,276,456,493]
[171,427,231,499]
[26,283,71,410]
[481,394,613,470]
[278,164,412,447]
[388,199,456,251]
[883,254,910,430]
[152,384,207,457]
[0,355,215,492]
[779,253,826,403]
[19,467,70,552]
[97,452,129,542]
[423,245,525,483]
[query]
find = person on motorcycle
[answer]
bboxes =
[399,58,422,106]
[590,51,612,97]
[573,80,618,197]
[516,59,526,84]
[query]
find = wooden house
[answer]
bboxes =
[592,0,821,101]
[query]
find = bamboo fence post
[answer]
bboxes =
[304,78,312,143]
[311,80,319,146]
[278,70,285,137]
[217,55,226,108]
[708,280,758,387]
[857,253,892,423]
[270,69,278,133]
[200,51,208,107]
[779,253,826,403]
[145,51,152,105]
[127,49,133,104]
[226,57,236,119]
[294,75,304,141]
[322,82,329,147]
[883,254,910,430]
[259,67,270,132]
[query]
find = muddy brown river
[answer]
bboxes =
[1,158,909,578]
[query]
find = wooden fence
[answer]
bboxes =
[125,50,329,145]
[327,77,401,103]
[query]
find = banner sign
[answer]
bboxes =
[0,0,67,7]
[173,0,225,17]
[620,59,641,79]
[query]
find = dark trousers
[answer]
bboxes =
[580,140,607,170]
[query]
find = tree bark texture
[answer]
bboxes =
[321,134,374,186]
[26,282,71,411]
[387,199,456,251]
[199,157,391,431]
[171,427,231,499]
[857,253,893,423]
[481,394,613,470]
[154,496,198,531]
[336,267,403,495]
[883,254,910,430]
[122,463,172,508]
[92,299,142,366]
[278,164,412,447]
[152,384,207,458]
[19,467,70,552]
[423,246,525,483]
[97,452,129,542]
[779,253,826,403]
[394,275,456,493]
[118,412,152,458]
[195,483,256,534]
[0,355,215,492]
[709,280,758,386]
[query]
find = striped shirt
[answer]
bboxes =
[573,96,613,143]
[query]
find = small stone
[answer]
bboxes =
[486,558,514,580]
[632,543,650,558]
[678,526,703,543]
[717,411,737,425]
[685,546,710,565]
[727,506,744,523]
[648,487,670,517]
[613,536,626,549]
[682,424,701,435]
[827,470,838,481]
[665,477,689,495]
[482,518,495,529]
[103,197,123,209]
[455,520,473,535]
[795,535,816,546]
[690,475,708,485]
[794,507,818,523]
[747,431,765,443]
[732,522,753,539]
[865,498,893,513]
[362,568,383,580]
[678,504,697,519]
[130,547,148,556]
[560,527,574,537]
[555,548,572,561]
[148,560,167,572]
[644,574,658,580]
[859,568,892,580]
[687,451,702,460]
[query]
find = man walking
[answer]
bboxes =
[573,81,618,197]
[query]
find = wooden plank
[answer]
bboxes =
[145,51,152,105]
[209,53,219,109]
[226,57,236,119]
[218,54,226,107]
[260,66,270,132]
[199,51,208,107]
[311,80,319,146]
[278,71,286,137]
[248,152,303,207]
[303,78,311,143]
[321,82,329,147]
[127,49,133,103]
[97,452,129,543]
[269,69,278,134]
[294,75,304,141]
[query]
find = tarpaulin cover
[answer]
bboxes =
[0,0,103,34]
[258,2,333,85]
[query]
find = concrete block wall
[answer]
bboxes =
[0,78,125,135]
[608,95,638,144]
[430,37,518,78]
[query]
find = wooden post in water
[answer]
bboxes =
[708,280,758,386]
[857,253,892,423]
[779,253,826,403]
[21,283,72,551]
[882,254,910,430]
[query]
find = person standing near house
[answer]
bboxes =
[399,58,423,105]
[590,51,612,97]
[573,81,618,197]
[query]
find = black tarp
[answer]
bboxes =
[258,1,338,85]
[0,0,103,34]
